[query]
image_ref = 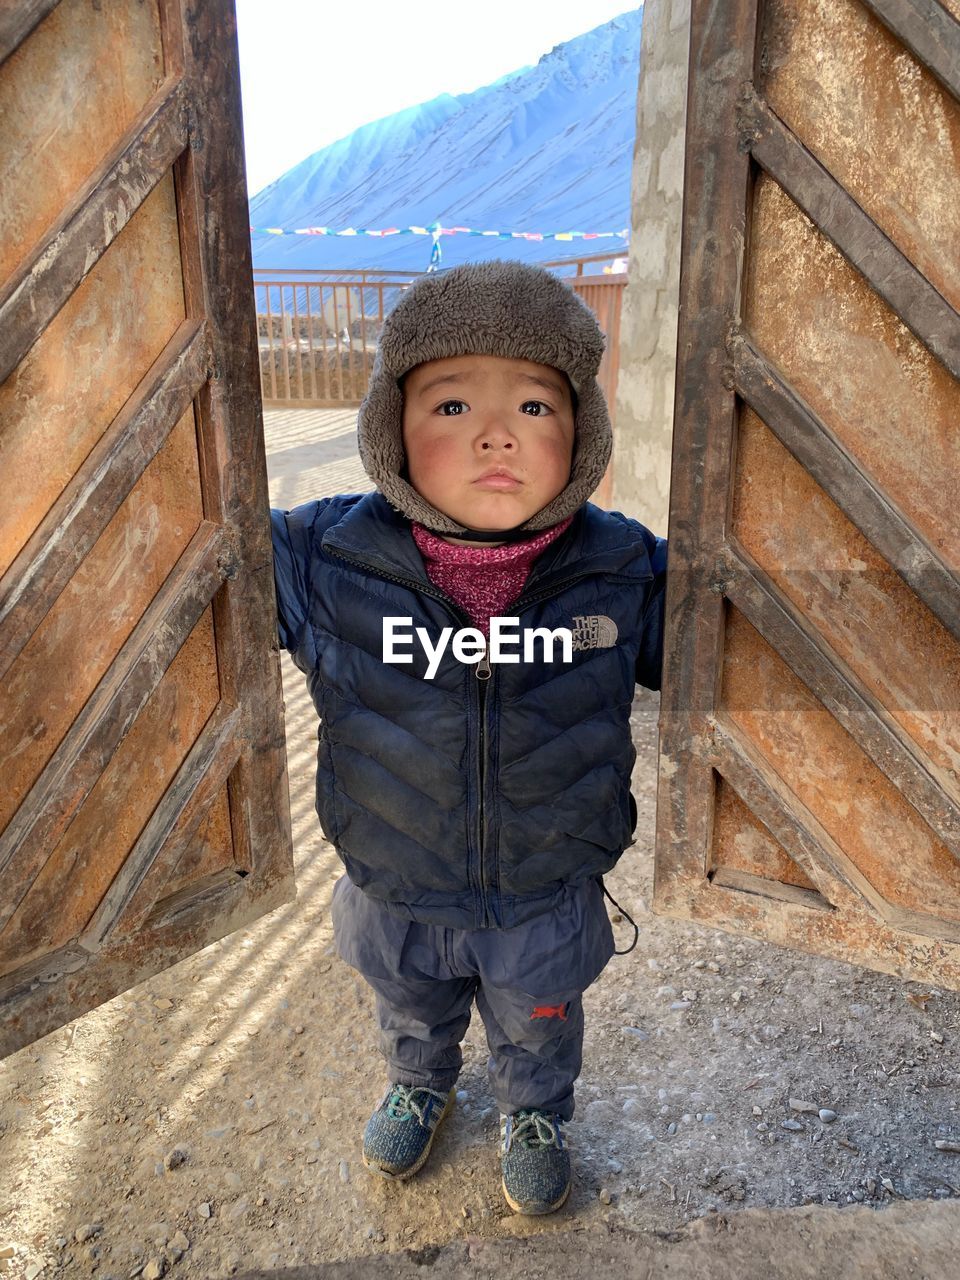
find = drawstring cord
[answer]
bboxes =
[601,879,639,955]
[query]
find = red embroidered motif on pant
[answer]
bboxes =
[530,1003,568,1021]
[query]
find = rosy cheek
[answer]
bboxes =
[542,433,574,470]
[407,433,461,486]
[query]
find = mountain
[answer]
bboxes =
[248,9,643,274]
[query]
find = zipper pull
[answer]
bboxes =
[476,643,492,681]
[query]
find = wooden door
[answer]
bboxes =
[654,0,960,986]
[0,0,294,1058]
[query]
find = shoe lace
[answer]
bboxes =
[510,1109,564,1150]
[384,1084,447,1125]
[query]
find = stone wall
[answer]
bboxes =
[612,0,691,533]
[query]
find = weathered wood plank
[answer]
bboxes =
[0,941,92,1010]
[0,0,297,1059]
[0,0,61,66]
[0,864,291,1061]
[653,0,760,906]
[0,319,210,681]
[171,0,293,893]
[737,88,960,383]
[713,718,960,946]
[0,521,234,933]
[711,720,862,910]
[860,0,960,105]
[722,542,960,864]
[145,867,249,931]
[730,332,960,646]
[708,866,833,912]
[0,76,187,384]
[81,702,241,947]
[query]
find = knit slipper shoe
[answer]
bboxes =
[500,1109,571,1215]
[362,1083,454,1180]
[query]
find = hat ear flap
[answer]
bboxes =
[358,374,404,482]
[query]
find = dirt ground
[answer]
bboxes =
[2,409,959,1279]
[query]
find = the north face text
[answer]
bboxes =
[570,615,619,650]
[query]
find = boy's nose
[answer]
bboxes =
[476,417,516,450]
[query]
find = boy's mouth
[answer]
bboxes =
[474,467,522,490]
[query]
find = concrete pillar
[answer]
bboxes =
[612,0,691,534]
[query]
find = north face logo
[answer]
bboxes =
[570,615,618,651]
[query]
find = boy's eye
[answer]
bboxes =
[437,400,468,416]
[520,400,551,416]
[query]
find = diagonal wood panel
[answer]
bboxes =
[81,702,242,947]
[729,332,960,641]
[0,522,232,933]
[736,89,960,382]
[0,318,211,679]
[721,545,960,864]
[0,76,189,384]
[860,0,960,101]
[0,0,62,65]
[654,0,960,987]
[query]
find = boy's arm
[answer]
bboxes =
[635,532,668,693]
[270,501,323,666]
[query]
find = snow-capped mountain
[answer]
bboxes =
[249,9,643,273]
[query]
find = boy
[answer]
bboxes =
[271,261,667,1215]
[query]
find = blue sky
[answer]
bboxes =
[235,1,640,195]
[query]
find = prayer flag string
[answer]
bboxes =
[250,223,629,241]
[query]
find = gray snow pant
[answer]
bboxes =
[331,875,615,1121]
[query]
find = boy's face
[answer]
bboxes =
[401,354,575,533]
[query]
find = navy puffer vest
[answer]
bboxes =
[271,493,666,929]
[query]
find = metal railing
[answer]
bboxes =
[254,270,416,407]
[253,252,627,409]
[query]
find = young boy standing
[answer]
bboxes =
[271,261,667,1215]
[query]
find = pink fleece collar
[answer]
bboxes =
[412,517,573,636]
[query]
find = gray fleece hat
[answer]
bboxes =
[357,259,613,536]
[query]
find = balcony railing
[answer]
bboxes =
[254,253,627,412]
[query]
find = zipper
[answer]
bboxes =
[475,642,493,925]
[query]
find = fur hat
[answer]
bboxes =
[357,260,612,535]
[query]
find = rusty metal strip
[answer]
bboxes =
[0,76,188,384]
[713,719,960,946]
[0,0,62,66]
[81,702,241,947]
[860,0,960,106]
[737,89,960,382]
[653,0,761,905]
[730,332,960,644]
[0,521,235,933]
[721,542,960,864]
[0,319,210,682]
